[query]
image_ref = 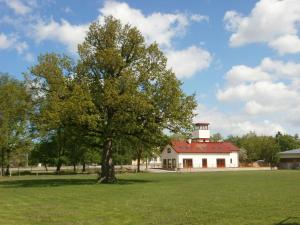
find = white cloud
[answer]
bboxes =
[216,58,300,129]
[224,0,300,54]
[32,19,89,53]
[225,65,271,85]
[15,41,28,54]
[0,33,33,62]
[1,0,32,15]
[0,33,13,49]
[223,11,242,32]
[99,1,208,48]
[166,46,212,79]
[194,104,285,136]
[269,34,300,55]
[29,1,211,78]
[0,33,28,53]
[63,6,72,14]
[260,57,300,78]
[190,14,209,22]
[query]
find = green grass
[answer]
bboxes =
[0,171,299,225]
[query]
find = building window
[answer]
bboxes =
[167,148,171,153]
[230,158,232,164]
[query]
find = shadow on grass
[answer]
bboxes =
[116,178,153,185]
[0,177,153,188]
[0,178,97,188]
[275,217,300,225]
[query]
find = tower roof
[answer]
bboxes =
[195,122,210,126]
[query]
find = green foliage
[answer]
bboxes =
[27,53,96,172]
[0,74,32,175]
[276,131,300,152]
[226,131,300,165]
[210,133,223,142]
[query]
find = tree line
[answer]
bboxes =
[226,132,300,166]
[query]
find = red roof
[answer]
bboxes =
[171,141,239,154]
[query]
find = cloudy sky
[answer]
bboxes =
[1,0,300,136]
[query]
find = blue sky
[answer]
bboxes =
[1,0,300,136]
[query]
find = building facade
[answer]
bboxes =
[278,149,300,169]
[161,123,240,169]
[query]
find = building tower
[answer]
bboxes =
[192,122,210,142]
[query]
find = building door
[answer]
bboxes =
[217,159,225,168]
[183,159,193,168]
[163,159,167,169]
[172,159,176,168]
[202,158,207,168]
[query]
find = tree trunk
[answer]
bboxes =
[56,159,62,173]
[44,164,48,171]
[137,155,141,173]
[1,148,4,176]
[73,164,76,172]
[98,138,117,183]
[82,162,86,172]
[137,148,142,173]
[5,149,10,176]
[56,127,64,174]
[5,163,10,176]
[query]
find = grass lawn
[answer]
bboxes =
[0,171,299,225]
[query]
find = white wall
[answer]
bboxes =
[177,152,239,168]
[161,145,178,168]
[192,130,210,139]
[161,145,239,168]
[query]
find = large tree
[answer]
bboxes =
[77,17,196,183]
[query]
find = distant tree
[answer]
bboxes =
[169,133,187,141]
[238,147,248,163]
[226,132,281,166]
[30,135,58,171]
[210,133,223,142]
[275,132,300,152]
[258,136,280,167]
[0,74,32,176]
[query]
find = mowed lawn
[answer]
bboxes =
[0,171,299,225]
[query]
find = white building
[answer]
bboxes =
[161,123,239,169]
